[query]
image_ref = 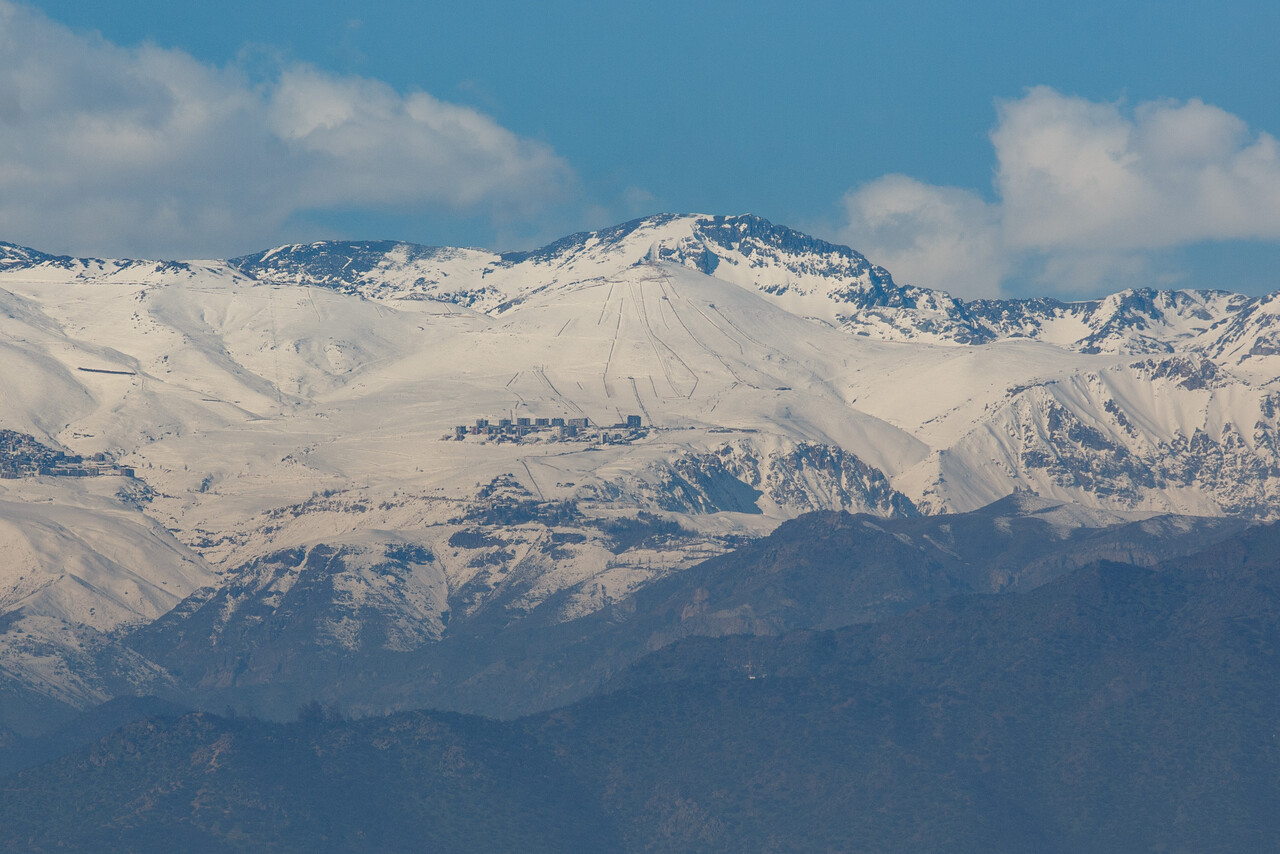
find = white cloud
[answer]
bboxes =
[839,86,1280,297]
[840,175,1005,298]
[0,1,574,258]
[995,87,1280,250]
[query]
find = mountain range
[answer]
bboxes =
[2,212,1280,729]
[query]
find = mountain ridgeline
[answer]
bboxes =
[220,213,1262,354]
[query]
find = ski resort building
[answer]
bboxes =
[448,414,643,444]
[0,430,135,479]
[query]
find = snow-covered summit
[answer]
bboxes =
[212,214,919,316]
[0,241,232,284]
[204,215,1268,359]
[8,213,1269,360]
[0,241,66,271]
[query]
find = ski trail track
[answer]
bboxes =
[600,287,624,401]
[705,302,778,363]
[649,277,706,400]
[533,368,584,417]
[681,297,761,387]
[656,272,748,390]
[596,283,615,327]
[627,376,653,424]
[266,286,284,401]
[627,274,693,401]
[520,459,545,500]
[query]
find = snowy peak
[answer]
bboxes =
[0,242,220,283]
[496,212,691,268]
[447,213,1263,355]
[1065,288,1245,354]
[217,213,897,311]
[485,212,936,324]
[665,214,896,296]
[230,240,453,286]
[221,214,925,322]
[1201,290,1280,368]
[0,242,65,271]
[650,214,925,314]
[957,288,1246,354]
[228,240,505,308]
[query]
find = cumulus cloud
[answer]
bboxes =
[995,88,1280,250]
[0,1,574,258]
[841,175,1005,297]
[840,86,1280,297]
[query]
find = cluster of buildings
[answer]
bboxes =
[448,414,645,442]
[0,429,135,480]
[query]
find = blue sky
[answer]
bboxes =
[5,0,1280,297]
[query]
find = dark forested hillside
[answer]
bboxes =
[3,520,1278,852]
[577,525,1280,851]
[0,710,618,853]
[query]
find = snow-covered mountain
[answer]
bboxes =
[1,212,1279,724]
